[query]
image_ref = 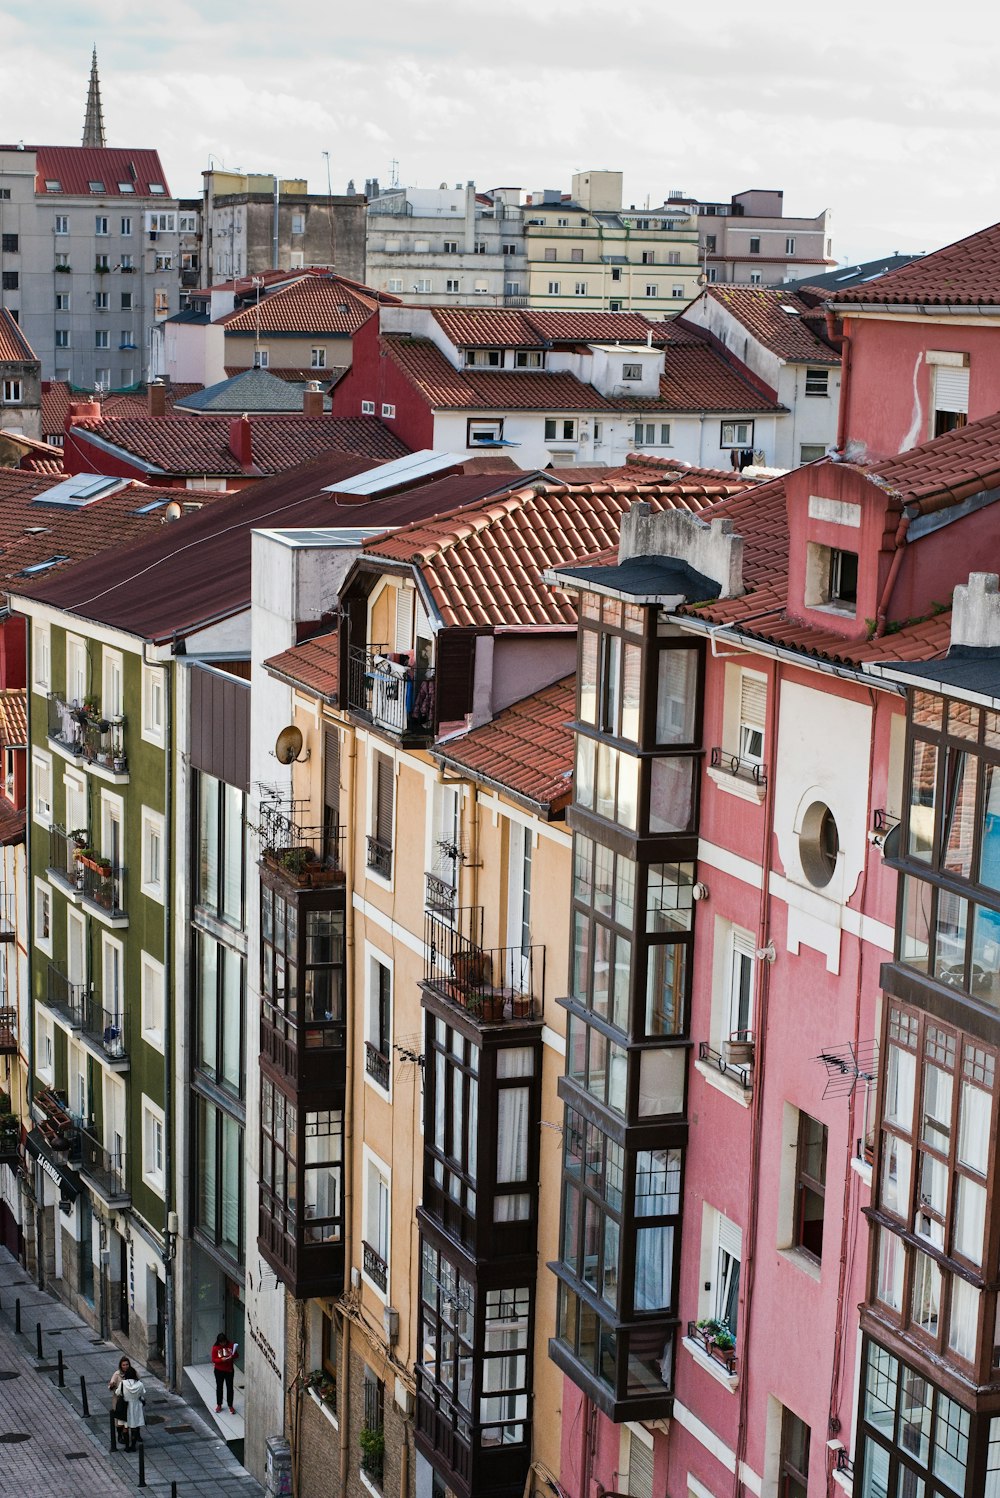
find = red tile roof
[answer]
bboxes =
[0,309,36,363]
[657,345,784,413]
[431,307,667,349]
[523,310,665,345]
[363,481,732,629]
[41,381,202,436]
[693,286,841,363]
[264,629,339,701]
[70,413,409,475]
[0,802,25,846]
[25,146,171,198]
[220,276,382,336]
[0,688,27,747]
[829,222,1000,307]
[434,675,575,815]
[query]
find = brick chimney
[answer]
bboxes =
[65,399,101,435]
[148,379,167,418]
[303,380,324,419]
[229,414,253,468]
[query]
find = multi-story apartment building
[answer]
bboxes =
[366,182,526,308]
[0,307,41,441]
[671,187,834,285]
[202,169,367,286]
[523,171,701,314]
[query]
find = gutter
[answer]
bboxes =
[824,301,1000,317]
[676,612,906,694]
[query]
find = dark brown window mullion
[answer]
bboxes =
[374,752,394,851]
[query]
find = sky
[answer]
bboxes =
[2,0,995,268]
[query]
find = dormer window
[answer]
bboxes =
[514,350,543,369]
[829,549,858,610]
[805,543,858,615]
[465,349,502,368]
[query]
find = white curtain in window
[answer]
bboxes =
[495,1086,530,1221]
[947,1275,979,1361]
[958,1082,991,1174]
[634,1225,673,1312]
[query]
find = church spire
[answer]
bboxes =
[82,47,106,149]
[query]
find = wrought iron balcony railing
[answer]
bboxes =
[709,746,767,786]
[47,694,127,773]
[424,908,543,1023]
[46,964,86,1028]
[0,1007,17,1055]
[79,1128,128,1203]
[365,1043,390,1091]
[81,998,128,1061]
[258,796,345,888]
[366,835,392,879]
[48,824,85,892]
[425,871,456,917]
[363,1240,388,1293]
[347,646,435,737]
[698,1037,753,1090]
[81,861,127,919]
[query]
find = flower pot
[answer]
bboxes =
[723,1037,755,1068]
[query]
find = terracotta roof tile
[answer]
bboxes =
[0,688,27,747]
[434,675,575,814]
[829,221,1000,307]
[0,308,36,363]
[516,310,663,345]
[431,307,665,348]
[220,276,381,336]
[364,481,731,630]
[24,146,171,198]
[655,345,784,413]
[0,802,25,846]
[41,381,202,436]
[264,629,339,700]
[695,286,841,363]
[71,413,409,475]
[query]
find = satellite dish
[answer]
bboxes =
[164,500,182,522]
[274,724,306,764]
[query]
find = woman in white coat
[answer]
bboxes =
[120,1372,146,1451]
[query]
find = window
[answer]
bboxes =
[195,1096,244,1261]
[95,253,110,271]
[147,210,174,231]
[141,807,165,900]
[55,214,69,234]
[805,368,829,397]
[154,290,169,317]
[474,240,488,254]
[196,931,245,1097]
[32,749,52,826]
[2,380,22,404]
[361,400,375,414]
[556,218,569,228]
[121,254,134,270]
[786,236,796,254]
[95,290,109,310]
[645,283,658,297]
[749,272,762,285]
[641,250,655,265]
[32,623,51,694]
[704,1208,741,1342]
[570,247,584,263]
[387,278,402,293]
[56,292,70,311]
[361,1368,385,1487]
[574,280,587,295]
[672,285,684,300]
[365,953,392,1092]
[503,242,518,255]
[667,250,681,266]
[799,443,825,463]
[363,1151,391,1296]
[381,403,395,418]
[253,348,269,368]
[632,422,671,446]
[611,266,622,282]
[749,237,760,254]
[443,239,458,253]
[465,349,502,368]
[705,234,716,252]
[95,368,111,390]
[505,280,520,295]
[310,346,326,368]
[141,952,165,1049]
[195,772,245,927]
[34,879,52,956]
[121,216,132,235]
[514,350,542,368]
[794,1113,827,1261]
[544,418,577,442]
[727,931,755,1047]
[720,421,753,448]
[155,253,173,271]
[414,278,432,293]
[94,215,109,236]
[291,212,305,235]
[142,1096,166,1193]
[95,330,109,349]
[446,278,460,293]
[55,329,70,348]
[933,362,969,437]
[829,548,858,608]
[609,299,623,311]
[1,271,17,291]
[467,418,503,445]
[543,247,557,261]
[548,280,561,295]
[141,664,164,746]
[779,1407,810,1498]
[738,671,766,766]
[622,363,643,381]
[368,751,394,878]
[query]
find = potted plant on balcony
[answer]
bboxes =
[723,1031,755,1068]
[359,1426,384,1475]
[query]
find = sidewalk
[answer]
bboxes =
[0,1247,264,1496]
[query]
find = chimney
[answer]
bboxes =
[65,398,101,435]
[229,414,253,468]
[148,379,167,418]
[303,380,324,419]
[952,573,1000,650]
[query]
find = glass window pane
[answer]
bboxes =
[649,757,693,834]
[881,1133,911,1217]
[621,644,641,741]
[198,774,220,907]
[575,738,594,809]
[971,905,1000,1003]
[656,650,697,743]
[942,752,976,880]
[922,1064,953,1152]
[958,1082,991,1174]
[900,877,932,973]
[634,1225,673,1311]
[908,739,937,862]
[884,1045,916,1130]
[980,763,1000,891]
[953,1176,986,1265]
[934,1391,970,1493]
[644,943,686,1036]
[933,891,967,987]
[223,784,244,922]
[635,1149,680,1215]
[646,862,694,933]
[580,631,598,725]
[638,1047,684,1116]
[221,950,242,1094]
[947,1277,979,1364]
[876,1229,904,1312]
[910,1252,941,1342]
[617,750,638,830]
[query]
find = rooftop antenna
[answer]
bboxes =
[82,45,107,148]
[389,158,399,189]
[322,149,336,270]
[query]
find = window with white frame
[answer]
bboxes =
[446,278,460,293]
[544,418,577,442]
[55,214,69,235]
[574,281,587,296]
[363,1152,391,1295]
[699,1206,742,1346]
[645,283,658,297]
[506,821,533,993]
[805,368,829,397]
[547,280,561,295]
[66,907,86,988]
[361,400,376,415]
[32,622,51,694]
[101,933,124,1036]
[291,212,305,235]
[2,380,22,404]
[64,769,86,844]
[749,271,762,286]
[311,347,327,368]
[387,278,402,294]
[414,278,432,293]
[37,1014,54,1082]
[141,807,165,900]
[142,1096,166,1194]
[467,418,503,445]
[95,215,109,236]
[95,329,109,349]
[102,649,124,719]
[381,403,395,418]
[672,286,684,299]
[141,952,165,1049]
[726,930,755,1046]
[141,665,165,746]
[738,671,766,766]
[101,792,123,871]
[365,953,392,1092]
[720,421,753,448]
[633,422,671,446]
[56,292,70,311]
[34,879,52,955]
[786,236,796,255]
[32,749,52,826]
[66,635,87,705]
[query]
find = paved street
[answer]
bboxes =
[0,1248,264,1497]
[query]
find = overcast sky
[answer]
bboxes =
[2,0,993,267]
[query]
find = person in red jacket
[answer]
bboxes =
[211,1332,237,1413]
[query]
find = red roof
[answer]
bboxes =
[41,381,202,437]
[264,630,339,700]
[657,345,783,413]
[70,413,408,475]
[0,309,36,363]
[220,276,383,336]
[430,307,665,349]
[434,675,575,815]
[24,146,172,198]
[363,481,732,630]
[0,688,27,747]
[522,310,665,345]
[829,222,1000,308]
[693,286,840,363]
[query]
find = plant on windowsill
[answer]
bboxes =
[359,1425,385,1479]
[69,828,89,849]
[692,1317,737,1367]
[305,1369,336,1407]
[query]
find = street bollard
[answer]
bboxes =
[137,1441,146,1487]
[170,1483,177,1498]
[80,1374,89,1417]
[35,1321,42,1359]
[14,1296,20,1333]
[109,1409,118,1452]
[57,1347,65,1386]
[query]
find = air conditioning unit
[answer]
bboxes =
[350,1266,361,1289]
[383,1306,399,1346]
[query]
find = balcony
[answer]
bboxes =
[78,1128,129,1206]
[347,646,435,740]
[0,1007,17,1056]
[423,909,543,1025]
[47,694,127,779]
[708,745,767,804]
[425,871,457,918]
[48,824,86,897]
[503,294,529,306]
[365,1042,390,1090]
[258,798,345,891]
[0,1096,19,1165]
[685,1320,738,1378]
[258,1182,345,1301]
[366,835,392,879]
[80,997,129,1068]
[363,1239,389,1293]
[81,860,127,923]
[698,1037,753,1091]
[45,963,86,1029]
[32,1088,80,1159]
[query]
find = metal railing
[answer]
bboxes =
[710,746,767,786]
[48,824,85,891]
[363,1240,388,1293]
[424,908,543,1023]
[347,646,435,736]
[82,999,128,1061]
[0,1007,17,1055]
[258,796,345,887]
[365,1043,390,1090]
[366,836,392,879]
[698,1038,753,1090]
[361,1373,385,1485]
[47,694,127,773]
[686,1321,738,1376]
[424,872,456,917]
[835,1450,855,1478]
[81,861,127,918]
[79,1128,128,1202]
[46,964,86,1028]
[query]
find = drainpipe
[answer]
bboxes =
[826,310,851,452]
[151,642,177,1389]
[338,715,358,1498]
[272,176,280,270]
[874,511,912,638]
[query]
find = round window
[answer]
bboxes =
[799,801,839,888]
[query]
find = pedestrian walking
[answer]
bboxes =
[108,1354,137,1444]
[211,1330,238,1413]
[120,1371,146,1451]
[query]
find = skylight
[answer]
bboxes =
[89,181,105,193]
[118,182,135,193]
[149,184,165,195]
[45,180,62,192]
[32,474,126,509]
[20,555,69,575]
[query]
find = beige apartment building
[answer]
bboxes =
[525,171,701,314]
